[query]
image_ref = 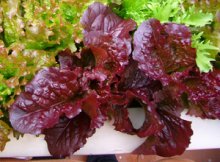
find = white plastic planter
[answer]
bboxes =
[0,109,220,158]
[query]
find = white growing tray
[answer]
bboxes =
[0,109,220,157]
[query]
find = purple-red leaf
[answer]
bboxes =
[9,68,82,134]
[44,113,95,158]
[135,105,163,138]
[132,19,196,85]
[133,109,193,157]
[81,2,136,39]
[113,106,135,134]
[182,68,220,119]
[133,90,193,156]
[119,59,163,101]
[80,92,106,129]
[163,23,196,72]
[112,60,164,136]
[132,19,169,85]
[58,49,75,70]
[81,2,136,73]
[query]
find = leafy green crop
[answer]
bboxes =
[22,0,78,50]
[1,0,108,50]
[110,0,213,26]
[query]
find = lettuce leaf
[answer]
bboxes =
[192,32,219,72]
[175,6,213,27]
[134,107,192,156]
[9,67,83,134]
[173,67,220,119]
[81,2,136,73]
[44,113,95,158]
[132,19,196,85]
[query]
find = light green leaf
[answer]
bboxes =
[111,0,213,27]
[177,6,213,27]
[148,0,180,23]
[192,32,219,72]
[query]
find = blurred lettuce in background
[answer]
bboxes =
[1,0,106,50]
